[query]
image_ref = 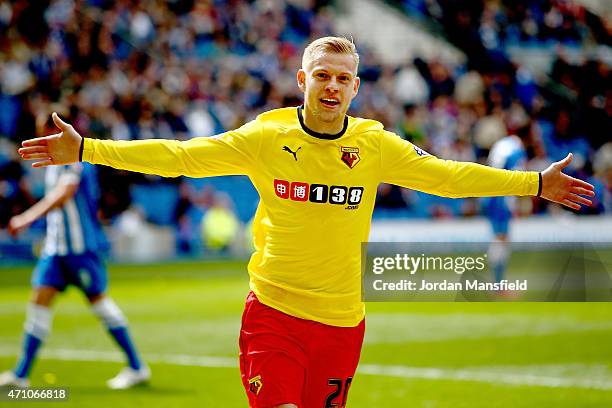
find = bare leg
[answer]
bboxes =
[32,286,59,306]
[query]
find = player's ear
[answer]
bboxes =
[352,76,360,98]
[297,69,306,93]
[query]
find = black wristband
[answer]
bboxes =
[79,137,84,162]
[537,172,542,197]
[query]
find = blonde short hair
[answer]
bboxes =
[302,36,360,73]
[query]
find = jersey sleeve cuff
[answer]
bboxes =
[521,171,541,197]
[82,138,95,162]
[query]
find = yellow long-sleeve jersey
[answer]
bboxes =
[82,106,540,326]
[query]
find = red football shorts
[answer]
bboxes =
[239,292,365,408]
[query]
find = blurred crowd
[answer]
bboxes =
[0,0,610,253]
[380,0,611,216]
[403,0,610,47]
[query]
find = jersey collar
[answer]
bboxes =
[297,106,348,140]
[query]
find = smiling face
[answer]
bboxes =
[297,51,360,134]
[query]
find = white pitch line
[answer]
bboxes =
[0,348,237,368]
[357,364,612,391]
[0,347,611,391]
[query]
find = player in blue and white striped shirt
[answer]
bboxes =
[484,131,529,286]
[0,116,149,390]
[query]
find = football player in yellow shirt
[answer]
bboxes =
[19,37,594,408]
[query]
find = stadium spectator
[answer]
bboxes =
[201,193,240,253]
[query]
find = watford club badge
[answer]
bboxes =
[248,375,263,396]
[340,147,360,169]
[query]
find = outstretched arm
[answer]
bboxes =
[19,113,262,178]
[8,179,78,236]
[380,132,595,211]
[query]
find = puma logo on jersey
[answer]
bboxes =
[283,146,301,161]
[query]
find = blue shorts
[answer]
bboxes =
[484,196,512,235]
[32,251,108,297]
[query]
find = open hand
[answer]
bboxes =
[18,112,82,167]
[540,153,595,210]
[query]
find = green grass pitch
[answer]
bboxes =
[0,257,611,407]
